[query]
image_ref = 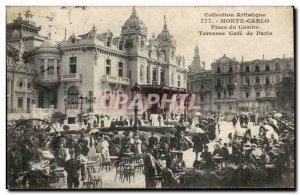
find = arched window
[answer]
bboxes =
[68,86,79,109]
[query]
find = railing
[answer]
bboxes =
[214,98,223,103]
[102,75,130,85]
[61,73,82,82]
[253,83,263,90]
[227,84,235,90]
[37,75,59,83]
[264,84,272,89]
[242,84,252,91]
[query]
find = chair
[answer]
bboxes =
[114,163,125,182]
[99,160,113,172]
[122,165,136,184]
[82,167,94,189]
[82,167,103,189]
[154,175,162,187]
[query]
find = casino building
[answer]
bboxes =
[7,7,188,122]
[188,46,294,113]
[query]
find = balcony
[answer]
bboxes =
[214,98,223,103]
[215,84,223,92]
[242,84,252,91]
[61,73,82,82]
[225,98,236,103]
[102,75,130,85]
[253,83,263,90]
[264,83,273,90]
[36,74,59,86]
[227,84,235,91]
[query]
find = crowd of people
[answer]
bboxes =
[7,110,294,189]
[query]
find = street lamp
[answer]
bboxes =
[131,83,141,128]
[79,94,85,122]
[64,97,68,115]
[85,91,96,113]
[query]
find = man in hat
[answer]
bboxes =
[169,132,178,150]
[159,132,169,154]
[148,132,159,149]
[64,149,81,189]
[121,131,131,154]
[142,147,157,188]
[161,156,179,188]
[112,131,121,145]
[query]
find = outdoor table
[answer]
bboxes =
[86,161,98,173]
[212,156,224,169]
[123,152,135,156]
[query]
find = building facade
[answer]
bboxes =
[7,7,188,122]
[188,47,294,113]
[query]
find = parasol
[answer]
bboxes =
[274,113,283,118]
[188,127,205,134]
[89,128,100,134]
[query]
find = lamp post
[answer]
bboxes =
[63,97,68,115]
[85,91,96,113]
[131,83,141,129]
[79,94,85,122]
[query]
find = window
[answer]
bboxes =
[245,66,250,72]
[217,93,221,98]
[106,36,111,47]
[129,70,131,79]
[265,76,270,85]
[245,77,250,85]
[152,67,157,82]
[67,86,79,109]
[217,104,221,110]
[265,64,270,71]
[17,97,23,108]
[255,77,260,84]
[177,75,181,87]
[276,75,280,83]
[266,91,270,97]
[217,78,221,86]
[256,92,260,97]
[275,63,280,71]
[40,59,45,75]
[229,91,233,97]
[47,59,54,75]
[18,81,24,88]
[246,92,249,98]
[105,91,110,107]
[229,65,233,72]
[118,92,123,109]
[146,66,150,83]
[57,60,60,75]
[118,62,123,77]
[217,66,221,73]
[27,82,31,89]
[69,57,77,74]
[68,117,76,124]
[119,41,123,51]
[255,65,260,72]
[106,59,111,75]
[160,68,165,84]
[229,77,234,85]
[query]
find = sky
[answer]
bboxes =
[6,6,294,69]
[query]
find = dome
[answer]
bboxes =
[25,9,33,16]
[122,7,147,36]
[36,38,60,53]
[217,54,231,63]
[157,15,175,45]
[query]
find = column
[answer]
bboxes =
[7,79,11,112]
[157,65,161,85]
[149,64,153,84]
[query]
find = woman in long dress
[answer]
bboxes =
[87,136,97,161]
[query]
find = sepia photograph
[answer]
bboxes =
[6,6,295,190]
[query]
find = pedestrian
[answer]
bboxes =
[142,147,157,189]
[192,133,203,160]
[64,150,81,189]
[148,132,159,148]
[130,117,133,127]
